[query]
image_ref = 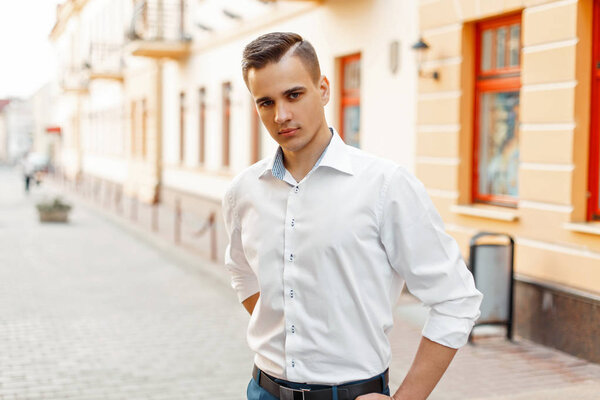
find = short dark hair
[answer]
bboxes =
[241,32,321,85]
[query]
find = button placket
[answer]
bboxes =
[283,183,301,378]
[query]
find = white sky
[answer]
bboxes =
[0,0,61,99]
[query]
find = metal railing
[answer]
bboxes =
[59,65,89,91]
[86,42,124,73]
[128,0,190,42]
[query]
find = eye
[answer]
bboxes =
[289,92,301,100]
[259,100,273,108]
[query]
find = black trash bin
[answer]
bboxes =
[468,232,515,342]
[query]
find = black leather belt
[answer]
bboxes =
[252,365,389,400]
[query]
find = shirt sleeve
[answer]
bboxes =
[222,185,260,303]
[379,167,483,348]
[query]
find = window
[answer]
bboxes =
[339,53,361,148]
[473,14,521,206]
[198,87,206,164]
[222,82,232,167]
[141,99,147,159]
[250,97,261,164]
[589,1,600,220]
[130,100,137,156]
[179,91,185,163]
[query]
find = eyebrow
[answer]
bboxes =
[255,86,306,105]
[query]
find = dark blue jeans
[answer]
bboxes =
[247,370,390,400]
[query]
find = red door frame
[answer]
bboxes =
[472,13,522,207]
[339,53,361,143]
[588,0,600,220]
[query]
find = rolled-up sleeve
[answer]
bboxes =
[379,167,483,348]
[222,186,260,303]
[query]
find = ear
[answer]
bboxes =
[319,75,330,106]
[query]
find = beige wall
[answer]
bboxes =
[416,0,600,296]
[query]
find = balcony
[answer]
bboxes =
[60,65,90,94]
[126,0,191,59]
[85,43,124,82]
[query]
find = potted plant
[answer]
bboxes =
[36,197,72,223]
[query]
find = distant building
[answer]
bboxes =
[0,99,10,163]
[30,81,62,167]
[0,99,34,163]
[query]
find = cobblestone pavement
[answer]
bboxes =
[1,166,600,400]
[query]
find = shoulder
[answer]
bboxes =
[344,145,405,181]
[223,157,271,205]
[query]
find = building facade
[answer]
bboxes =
[49,0,419,261]
[416,0,599,362]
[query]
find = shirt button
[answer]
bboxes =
[294,186,299,193]
[290,289,294,298]
[291,325,296,333]
[291,218,295,227]
[291,360,295,367]
[289,254,294,262]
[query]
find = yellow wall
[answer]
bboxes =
[416,0,600,295]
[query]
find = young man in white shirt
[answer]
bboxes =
[222,32,483,400]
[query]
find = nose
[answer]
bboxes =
[274,102,292,125]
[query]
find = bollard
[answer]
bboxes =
[152,202,158,232]
[209,212,217,261]
[174,198,181,244]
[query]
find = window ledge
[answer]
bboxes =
[450,204,519,222]
[563,222,600,236]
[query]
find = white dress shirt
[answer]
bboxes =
[222,127,482,385]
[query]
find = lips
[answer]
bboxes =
[279,128,299,136]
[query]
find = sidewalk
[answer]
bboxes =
[1,166,599,399]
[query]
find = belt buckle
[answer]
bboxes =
[279,386,310,400]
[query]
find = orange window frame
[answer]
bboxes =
[339,53,361,143]
[589,0,600,220]
[251,98,261,164]
[199,87,206,164]
[222,82,232,168]
[472,13,522,207]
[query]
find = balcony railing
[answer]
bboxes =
[127,0,191,59]
[85,43,124,81]
[60,65,90,93]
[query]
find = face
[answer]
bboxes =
[247,54,330,154]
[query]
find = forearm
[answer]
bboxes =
[392,336,457,400]
[242,292,260,315]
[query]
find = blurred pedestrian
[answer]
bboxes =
[21,153,35,194]
[222,32,483,400]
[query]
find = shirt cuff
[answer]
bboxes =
[232,277,260,304]
[421,310,476,349]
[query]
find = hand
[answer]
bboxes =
[355,394,394,400]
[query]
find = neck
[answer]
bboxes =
[282,122,331,181]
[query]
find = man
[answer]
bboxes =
[222,32,483,400]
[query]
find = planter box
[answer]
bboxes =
[38,210,70,223]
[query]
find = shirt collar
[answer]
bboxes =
[259,127,354,180]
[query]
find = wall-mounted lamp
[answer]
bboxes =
[411,37,440,80]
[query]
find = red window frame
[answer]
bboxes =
[472,13,522,207]
[198,87,206,165]
[250,97,261,164]
[222,82,232,168]
[339,53,361,144]
[589,1,600,220]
